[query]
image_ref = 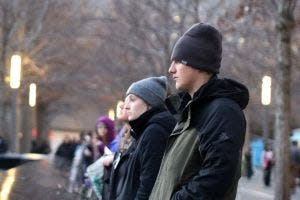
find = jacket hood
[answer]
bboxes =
[166,76,249,116]
[194,76,249,110]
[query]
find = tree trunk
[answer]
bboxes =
[0,82,5,137]
[19,92,32,153]
[0,1,10,140]
[262,106,270,143]
[36,103,49,142]
[0,50,8,140]
[243,110,251,148]
[9,89,21,152]
[273,1,296,199]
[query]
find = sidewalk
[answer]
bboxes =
[237,168,300,200]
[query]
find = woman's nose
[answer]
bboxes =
[123,101,130,110]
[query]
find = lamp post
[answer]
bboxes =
[9,54,22,152]
[20,83,37,153]
[261,75,272,144]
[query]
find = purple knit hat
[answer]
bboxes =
[95,115,115,144]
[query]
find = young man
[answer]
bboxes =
[149,23,249,200]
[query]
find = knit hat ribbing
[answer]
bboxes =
[126,76,167,107]
[171,23,222,74]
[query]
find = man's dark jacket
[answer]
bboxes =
[111,107,176,200]
[149,76,249,200]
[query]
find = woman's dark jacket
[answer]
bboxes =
[109,107,176,200]
[149,76,249,200]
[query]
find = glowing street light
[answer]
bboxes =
[10,54,22,89]
[29,83,37,107]
[261,75,272,106]
[172,15,181,23]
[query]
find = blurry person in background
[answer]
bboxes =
[68,131,92,193]
[95,116,119,157]
[110,76,176,200]
[0,136,8,153]
[109,100,133,200]
[244,145,254,180]
[290,141,300,194]
[116,101,133,153]
[54,135,74,171]
[262,143,274,187]
[86,116,119,200]
[81,131,94,172]
[30,138,51,154]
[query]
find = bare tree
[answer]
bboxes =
[265,0,297,199]
[1,0,299,155]
[0,1,14,140]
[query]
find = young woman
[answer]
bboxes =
[109,101,133,200]
[95,115,119,156]
[109,76,176,200]
[93,116,119,200]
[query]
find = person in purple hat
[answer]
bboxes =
[95,115,119,155]
[87,116,119,200]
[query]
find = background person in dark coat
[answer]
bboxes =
[290,141,300,193]
[111,76,176,200]
[150,23,249,200]
[54,135,75,171]
[0,136,8,153]
[244,145,253,180]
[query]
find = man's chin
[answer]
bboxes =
[175,85,189,94]
[175,84,184,91]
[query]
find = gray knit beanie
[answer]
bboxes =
[126,76,167,108]
[171,23,222,74]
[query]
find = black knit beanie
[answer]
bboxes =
[171,23,222,74]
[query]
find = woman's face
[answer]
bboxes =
[96,122,108,140]
[124,94,149,121]
[116,101,129,122]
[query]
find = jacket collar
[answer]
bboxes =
[128,107,165,140]
[166,75,217,118]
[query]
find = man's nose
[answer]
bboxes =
[168,62,175,73]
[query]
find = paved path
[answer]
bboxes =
[237,168,300,200]
[0,156,78,200]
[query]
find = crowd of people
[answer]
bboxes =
[1,21,299,199]
[242,141,300,194]
[53,23,250,200]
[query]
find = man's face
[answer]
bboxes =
[168,61,200,93]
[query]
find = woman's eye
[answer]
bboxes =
[129,96,136,101]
